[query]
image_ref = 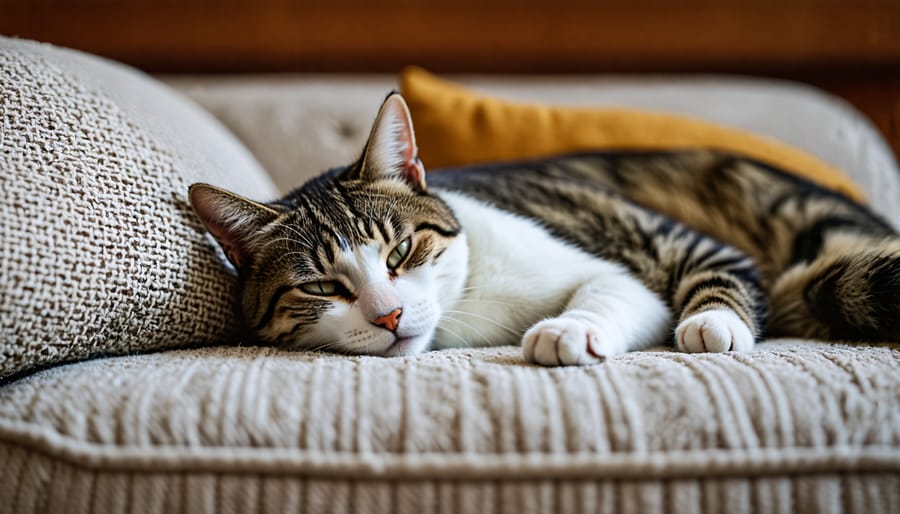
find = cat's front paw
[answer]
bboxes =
[522,317,618,366]
[675,309,754,353]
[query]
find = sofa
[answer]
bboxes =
[1,36,898,514]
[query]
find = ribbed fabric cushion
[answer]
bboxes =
[0,37,277,379]
[1,343,897,513]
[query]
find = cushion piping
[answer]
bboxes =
[2,420,897,480]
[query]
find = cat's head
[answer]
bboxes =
[189,93,468,356]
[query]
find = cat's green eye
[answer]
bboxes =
[301,280,340,297]
[387,238,412,269]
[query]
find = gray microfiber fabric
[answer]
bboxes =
[0,37,277,379]
[1,343,898,513]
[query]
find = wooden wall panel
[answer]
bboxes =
[2,0,899,74]
[1,0,898,156]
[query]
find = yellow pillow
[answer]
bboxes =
[400,67,865,202]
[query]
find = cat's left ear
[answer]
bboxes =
[357,92,427,191]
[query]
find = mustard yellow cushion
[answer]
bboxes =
[400,67,865,202]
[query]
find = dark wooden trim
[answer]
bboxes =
[2,1,899,74]
[2,0,898,156]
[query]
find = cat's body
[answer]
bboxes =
[190,94,900,366]
[430,189,674,359]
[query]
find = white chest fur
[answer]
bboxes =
[432,191,630,349]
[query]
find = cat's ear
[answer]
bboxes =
[189,184,280,269]
[357,92,426,190]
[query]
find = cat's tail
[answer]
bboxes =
[770,236,900,341]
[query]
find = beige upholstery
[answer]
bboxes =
[0,38,276,378]
[2,343,898,513]
[2,38,899,514]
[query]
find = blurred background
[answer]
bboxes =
[2,0,898,156]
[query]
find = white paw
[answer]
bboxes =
[522,317,620,366]
[675,309,754,353]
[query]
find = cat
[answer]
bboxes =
[189,92,899,366]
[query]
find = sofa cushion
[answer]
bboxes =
[0,37,277,379]
[0,343,897,513]
[400,67,865,201]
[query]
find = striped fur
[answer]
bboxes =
[427,163,766,359]
[503,150,899,341]
[190,93,899,366]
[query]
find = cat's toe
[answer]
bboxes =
[522,317,609,366]
[675,309,754,353]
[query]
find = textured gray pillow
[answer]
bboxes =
[0,37,277,379]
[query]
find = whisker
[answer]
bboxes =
[442,310,521,336]
[435,319,473,348]
[258,236,314,251]
[309,340,345,353]
[453,297,532,308]
[272,250,317,265]
[277,223,315,244]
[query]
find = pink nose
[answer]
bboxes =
[372,308,402,332]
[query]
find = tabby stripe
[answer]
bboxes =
[320,238,337,264]
[415,222,459,237]
[767,191,796,216]
[655,217,678,237]
[309,252,327,275]
[332,178,353,204]
[294,193,315,219]
[700,254,753,273]
[529,179,578,209]
[663,226,691,300]
[254,285,297,330]
[791,217,857,264]
[672,231,704,283]
[684,293,747,322]
[802,260,852,337]
[607,155,629,186]
[634,218,658,256]
[681,276,741,310]
[691,245,728,271]
[275,323,307,345]
[318,217,344,250]
[375,220,391,243]
[360,220,374,240]
[298,193,345,248]
[727,265,763,289]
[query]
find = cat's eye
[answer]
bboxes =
[300,280,341,297]
[387,238,412,269]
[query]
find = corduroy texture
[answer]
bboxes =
[0,37,277,379]
[1,343,898,513]
[400,67,867,202]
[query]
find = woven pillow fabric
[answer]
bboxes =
[0,37,277,379]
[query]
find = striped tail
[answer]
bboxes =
[771,241,900,341]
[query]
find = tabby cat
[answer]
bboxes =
[189,93,899,366]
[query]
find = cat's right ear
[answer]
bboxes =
[355,92,427,191]
[189,184,279,269]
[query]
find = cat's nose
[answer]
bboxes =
[372,308,402,332]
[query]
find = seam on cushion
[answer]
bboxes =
[0,420,898,481]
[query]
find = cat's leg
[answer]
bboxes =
[673,272,758,353]
[522,270,671,366]
[770,234,900,341]
[669,242,767,354]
